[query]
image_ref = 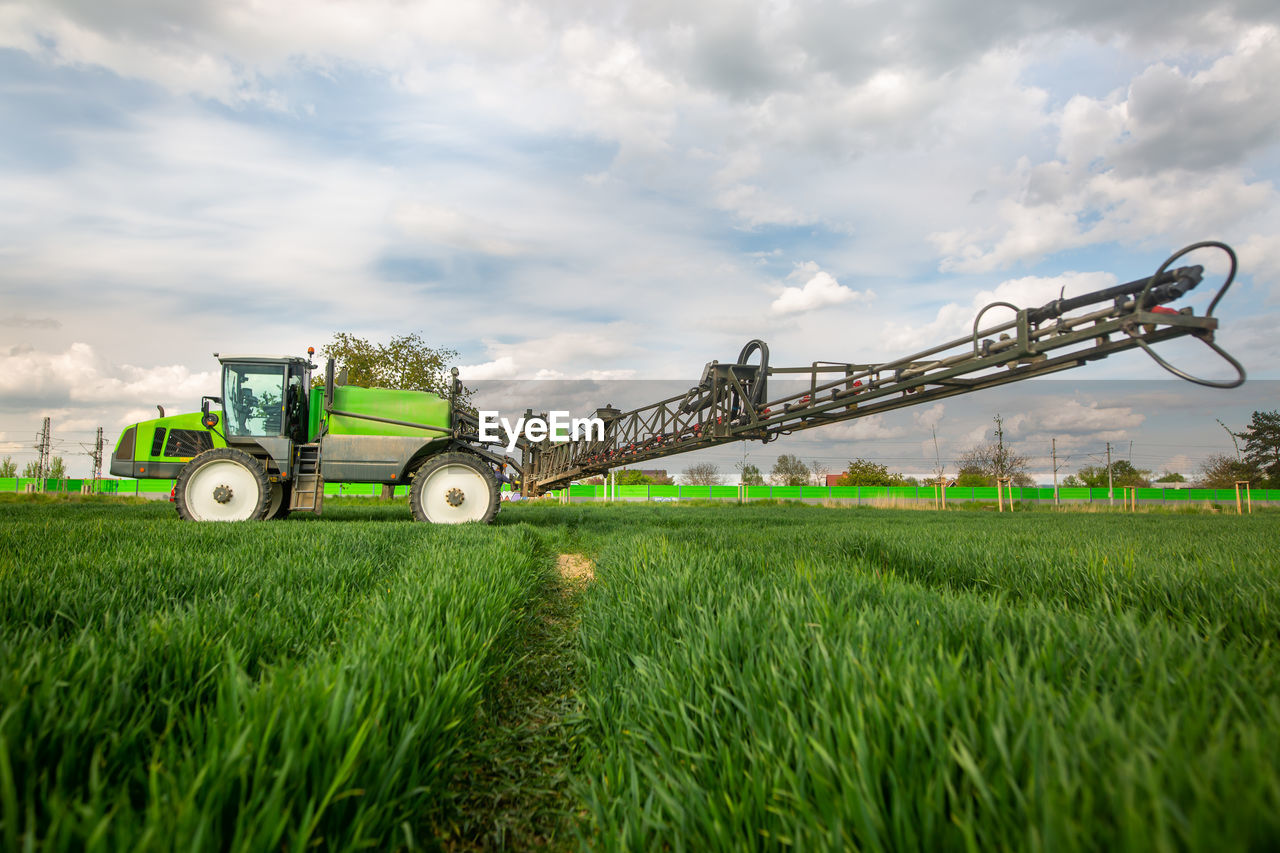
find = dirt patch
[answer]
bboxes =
[557,553,595,583]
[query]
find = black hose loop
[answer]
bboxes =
[1132,336,1246,389]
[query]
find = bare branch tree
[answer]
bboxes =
[683,462,724,486]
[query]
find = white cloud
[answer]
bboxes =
[819,414,907,441]
[532,368,637,380]
[1158,453,1195,477]
[391,203,526,257]
[912,403,946,431]
[457,356,520,381]
[770,263,873,316]
[883,270,1116,350]
[934,26,1280,273]
[1239,233,1280,301]
[1034,399,1145,434]
[0,343,215,407]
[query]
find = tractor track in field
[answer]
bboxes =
[440,554,593,851]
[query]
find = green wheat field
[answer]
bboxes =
[2,498,1278,850]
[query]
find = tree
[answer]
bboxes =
[320,332,462,400]
[770,454,810,486]
[0,456,15,477]
[809,459,830,486]
[1197,453,1258,489]
[614,469,652,485]
[1073,460,1150,488]
[836,458,896,487]
[683,463,723,485]
[736,462,765,486]
[955,464,991,488]
[1061,474,1085,487]
[1155,471,1186,483]
[23,457,66,479]
[1237,410,1280,487]
[956,413,1034,486]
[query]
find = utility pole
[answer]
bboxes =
[931,424,943,481]
[93,427,104,479]
[35,417,51,482]
[1052,438,1059,506]
[1106,441,1114,506]
[82,426,106,480]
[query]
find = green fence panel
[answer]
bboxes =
[568,484,597,497]
[681,485,711,498]
[771,486,802,499]
[137,479,173,493]
[972,487,998,500]
[1162,489,1189,500]
[942,487,969,500]
[651,484,679,498]
[829,486,859,499]
[800,486,828,499]
[0,478,15,492]
[1135,488,1161,500]
[859,486,887,499]
[1187,489,1214,501]
[746,486,772,499]
[618,484,648,497]
[1268,490,1280,501]
[889,487,917,499]
[710,485,740,498]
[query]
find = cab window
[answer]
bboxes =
[223,365,287,437]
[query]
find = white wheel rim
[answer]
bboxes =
[267,482,285,517]
[185,459,263,521]
[419,463,491,523]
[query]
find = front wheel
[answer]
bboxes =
[266,481,293,520]
[175,448,270,522]
[410,452,500,524]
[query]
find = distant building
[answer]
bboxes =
[826,474,842,487]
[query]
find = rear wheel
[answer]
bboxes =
[410,452,500,524]
[175,448,270,522]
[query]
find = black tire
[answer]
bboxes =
[175,447,271,522]
[266,481,293,520]
[409,452,501,524]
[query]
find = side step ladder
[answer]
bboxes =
[290,443,324,513]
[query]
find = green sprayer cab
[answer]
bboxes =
[112,352,506,523]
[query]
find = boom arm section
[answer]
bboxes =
[513,242,1245,495]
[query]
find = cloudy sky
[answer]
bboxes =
[1,0,1277,480]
